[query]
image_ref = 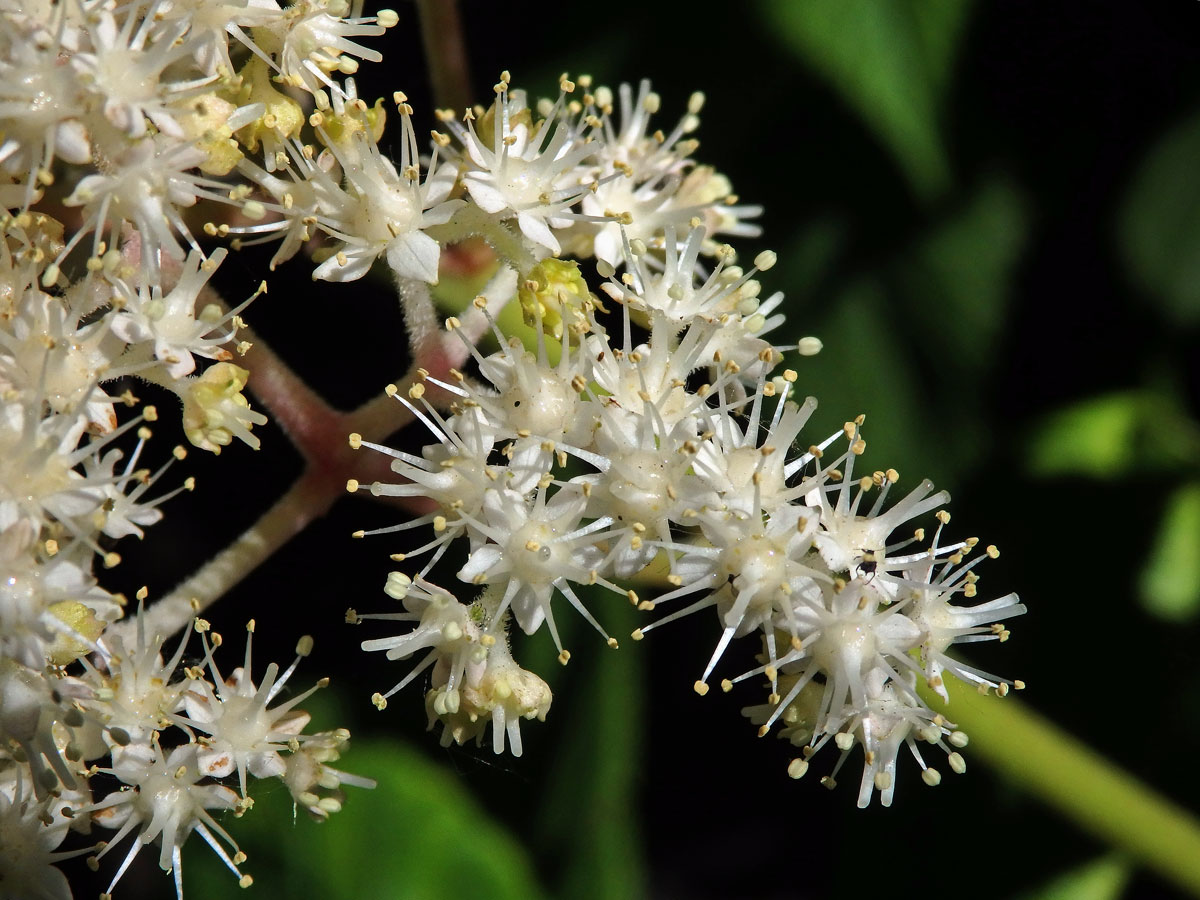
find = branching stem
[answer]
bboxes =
[115,277,513,643]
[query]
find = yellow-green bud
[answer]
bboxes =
[182,363,266,454]
[231,58,305,154]
[518,259,597,342]
[316,98,387,151]
[174,93,244,175]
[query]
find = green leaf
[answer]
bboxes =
[430,242,502,314]
[188,736,548,900]
[1026,390,1200,479]
[777,218,848,298]
[1120,109,1200,326]
[536,600,646,900]
[902,177,1027,364]
[758,0,973,198]
[1139,481,1200,622]
[1013,855,1131,900]
[792,278,931,484]
[1026,392,1143,479]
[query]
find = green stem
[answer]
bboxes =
[928,680,1200,896]
[426,205,538,276]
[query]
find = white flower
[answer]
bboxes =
[585,312,719,447]
[230,139,332,268]
[354,319,595,568]
[446,76,599,255]
[311,99,462,283]
[180,362,268,453]
[83,601,192,746]
[600,226,757,323]
[578,83,762,267]
[175,624,324,796]
[59,135,212,279]
[586,79,702,181]
[732,576,919,771]
[164,0,284,76]
[266,1,395,105]
[90,742,251,899]
[0,274,121,431]
[635,503,825,691]
[902,539,1027,702]
[357,575,485,705]
[281,728,375,820]
[0,36,91,209]
[736,526,1024,804]
[0,400,160,552]
[83,430,194,541]
[109,248,249,380]
[0,772,79,900]
[351,382,509,574]
[425,625,551,757]
[806,422,951,585]
[581,413,706,577]
[457,484,621,653]
[0,657,89,796]
[473,331,593,447]
[1,523,118,669]
[747,678,969,807]
[70,9,212,139]
[690,378,819,519]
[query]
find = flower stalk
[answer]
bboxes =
[926,680,1200,896]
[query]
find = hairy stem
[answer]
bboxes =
[127,475,327,640]
[239,323,341,463]
[115,284,521,642]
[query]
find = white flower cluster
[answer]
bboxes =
[0,606,372,900]
[1,0,1030,889]
[351,77,1026,808]
[0,215,281,900]
[2,2,397,897]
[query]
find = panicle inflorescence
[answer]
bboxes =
[344,72,1026,809]
[1,0,1028,893]
[2,2,399,896]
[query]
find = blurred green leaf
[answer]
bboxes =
[1139,481,1200,622]
[536,601,645,900]
[1120,109,1200,326]
[430,244,501,314]
[777,218,848,301]
[1013,855,1131,900]
[1026,392,1140,478]
[1026,390,1200,479]
[190,736,548,900]
[794,278,931,483]
[758,0,972,198]
[902,177,1027,364]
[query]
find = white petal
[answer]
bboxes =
[516,212,560,254]
[108,314,151,345]
[313,246,377,282]
[464,176,510,215]
[386,230,441,284]
[422,197,465,227]
[53,120,91,165]
[459,545,503,581]
[423,165,459,206]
